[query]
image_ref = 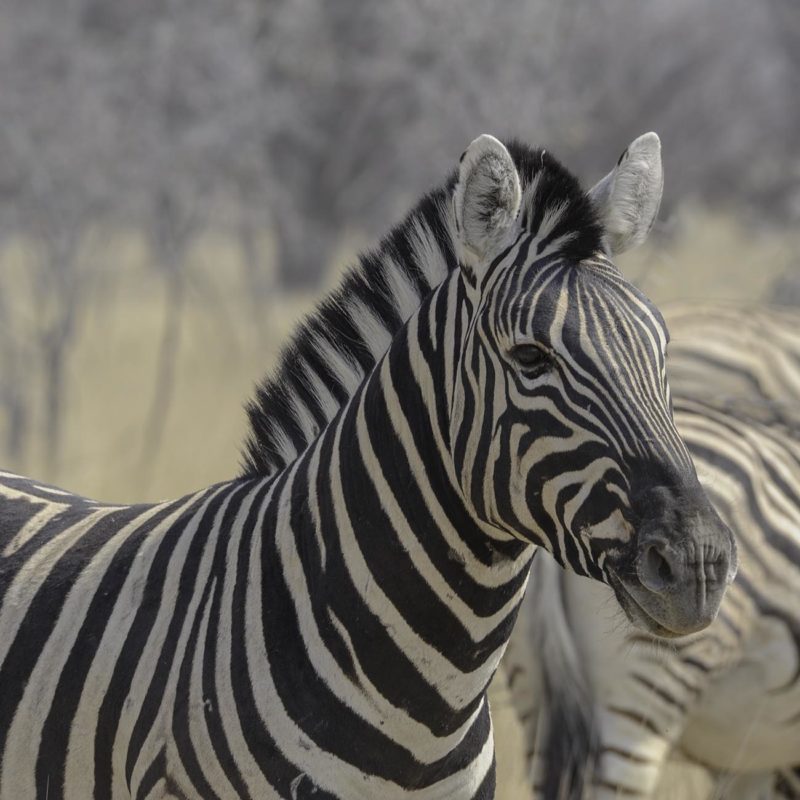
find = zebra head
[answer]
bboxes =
[449,133,736,637]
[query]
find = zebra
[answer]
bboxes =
[0,132,736,800]
[500,378,800,798]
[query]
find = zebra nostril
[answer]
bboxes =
[638,542,676,594]
[656,552,673,584]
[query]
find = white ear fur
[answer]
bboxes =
[453,135,521,282]
[589,132,663,256]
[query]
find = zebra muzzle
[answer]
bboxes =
[609,486,737,637]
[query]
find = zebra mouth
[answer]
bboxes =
[607,570,684,639]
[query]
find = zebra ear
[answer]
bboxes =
[589,132,663,256]
[453,135,521,284]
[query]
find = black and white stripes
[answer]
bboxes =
[0,133,733,799]
[503,306,800,799]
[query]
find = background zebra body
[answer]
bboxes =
[500,306,800,799]
[0,134,735,799]
[663,303,800,430]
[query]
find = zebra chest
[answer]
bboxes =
[681,613,800,770]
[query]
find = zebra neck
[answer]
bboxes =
[254,298,533,771]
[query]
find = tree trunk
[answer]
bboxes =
[138,267,184,496]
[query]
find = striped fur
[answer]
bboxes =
[664,302,800,429]
[501,304,800,799]
[0,136,732,799]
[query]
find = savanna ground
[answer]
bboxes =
[1,211,797,799]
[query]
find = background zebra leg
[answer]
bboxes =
[592,720,674,799]
[568,614,704,797]
[563,566,738,799]
[651,755,715,799]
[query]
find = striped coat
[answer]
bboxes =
[499,304,800,799]
[0,134,734,799]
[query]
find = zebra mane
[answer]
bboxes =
[241,140,603,476]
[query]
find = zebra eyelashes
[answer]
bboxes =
[508,343,554,379]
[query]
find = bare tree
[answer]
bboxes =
[255,0,799,285]
[0,0,272,478]
[0,1,117,474]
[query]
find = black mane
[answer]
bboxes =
[507,140,604,263]
[241,141,603,476]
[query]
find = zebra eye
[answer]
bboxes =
[509,344,552,377]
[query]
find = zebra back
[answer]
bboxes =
[665,302,800,430]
